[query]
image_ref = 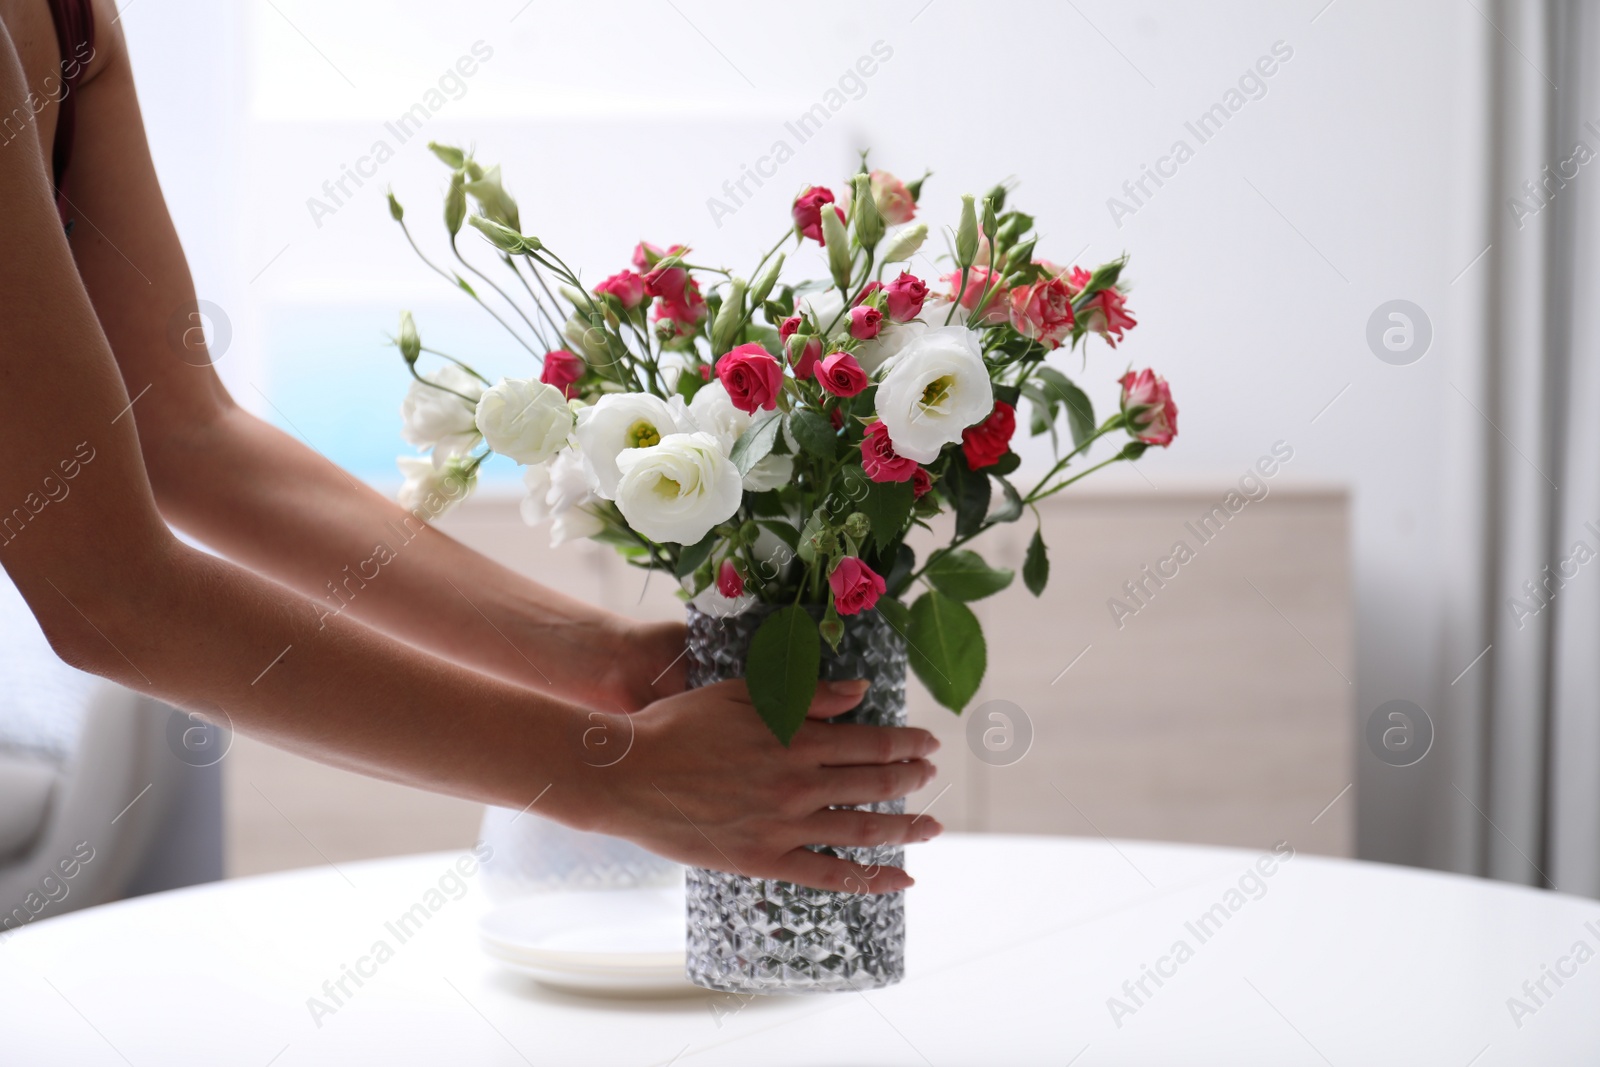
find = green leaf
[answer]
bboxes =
[906,591,986,711]
[1035,367,1094,449]
[953,461,991,539]
[1023,527,1049,596]
[789,408,838,460]
[746,605,821,745]
[859,479,915,547]
[875,596,911,634]
[993,383,1021,408]
[757,519,801,551]
[674,532,718,580]
[729,412,782,475]
[992,452,1022,477]
[926,550,1014,602]
[989,475,1024,524]
[884,542,915,597]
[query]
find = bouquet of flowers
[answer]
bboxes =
[387,148,1176,743]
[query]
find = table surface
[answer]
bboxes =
[2,833,1598,1066]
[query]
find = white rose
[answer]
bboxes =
[874,323,994,463]
[474,378,574,465]
[397,455,475,516]
[572,392,693,500]
[400,365,484,459]
[688,380,795,493]
[522,451,605,546]
[613,432,742,545]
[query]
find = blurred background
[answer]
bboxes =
[6,0,1598,918]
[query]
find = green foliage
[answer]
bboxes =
[1023,527,1049,596]
[907,591,986,711]
[859,479,915,548]
[926,550,1014,602]
[747,606,822,745]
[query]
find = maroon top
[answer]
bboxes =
[46,0,95,217]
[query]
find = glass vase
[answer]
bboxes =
[682,604,908,995]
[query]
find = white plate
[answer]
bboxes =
[478,887,695,995]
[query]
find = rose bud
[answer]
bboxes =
[848,305,883,340]
[868,169,917,225]
[853,281,884,307]
[788,334,823,380]
[792,185,845,245]
[1119,369,1177,446]
[911,466,933,499]
[716,342,785,413]
[961,400,1017,470]
[818,351,870,398]
[943,267,1009,324]
[631,241,685,271]
[643,263,690,302]
[717,559,745,599]
[829,556,887,615]
[1069,267,1138,347]
[859,420,917,483]
[540,349,585,399]
[595,270,646,311]
[779,314,803,342]
[884,272,928,322]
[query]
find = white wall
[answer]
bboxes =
[122,0,1489,871]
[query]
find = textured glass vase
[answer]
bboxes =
[683,604,908,995]
[477,806,680,902]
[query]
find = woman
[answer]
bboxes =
[0,0,941,892]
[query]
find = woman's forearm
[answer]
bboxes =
[145,403,661,707]
[49,528,594,819]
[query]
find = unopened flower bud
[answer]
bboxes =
[821,203,853,291]
[956,195,979,268]
[851,173,885,250]
[444,172,466,236]
[428,142,467,169]
[880,223,927,263]
[397,311,420,364]
[386,188,404,222]
[843,512,871,541]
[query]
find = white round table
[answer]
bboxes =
[2,834,1597,1065]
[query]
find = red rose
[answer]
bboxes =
[848,305,883,340]
[961,400,1016,470]
[818,351,869,398]
[792,186,845,244]
[943,267,1009,324]
[1008,276,1075,349]
[884,271,928,322]
[697,364,713,381]
[779,315,803,342]
[631,241,685,271]
[717,559,744,599]
[788,334,823,380]
[1119,369,1177,446]
[829,556,886,616]
[595,270,646,311]
[652,276,707,337]
[540,349,585,399]
[643,263,689,302]
[860,420,917,482]
[911,466,933,499]
[716,343,784,413]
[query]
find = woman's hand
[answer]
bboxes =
[551,678,943,893]
[595,617,690,710]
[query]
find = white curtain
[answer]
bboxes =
[1439,0,1600,896]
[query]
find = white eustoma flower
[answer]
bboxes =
[400,365,485,459]
[613,432,742,545]
[874,323,994,463]
[397,455,475,515]
[799,289,847,339]
[521,451,604,546]
[688,380,794,492]
[572,393,693,500]
[474,378,574,465]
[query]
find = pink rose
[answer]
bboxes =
[860,420,917,483]
[1008,276,1075,350]
[1069,267,1137,347]
[961,400,1016,470]
[540,349,585,398]
[717,559,744,599]
[716,343,784,413]
[595,270,646,311]
[788,334,822,380]
[848,305,883,340]
[631,241,685,271]
[829,556,886,616]
[869,169,916,225]
[911,467,933,499]
[1119,369,1177,447]
[818,351,869,398]
[652,277,707,337]
[779,315,803,342]
[792,186,845,245]
[884,272,928,322]
[643,263,690,302]
[943,267,1009,324]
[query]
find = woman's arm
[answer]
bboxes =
[62,8,680,713]
[0,12,938,892]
